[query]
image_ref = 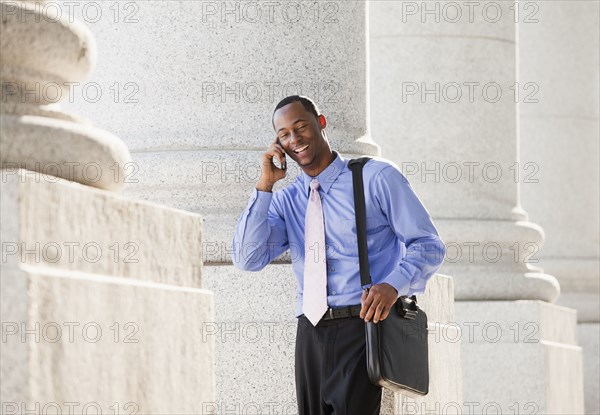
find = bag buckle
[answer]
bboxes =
[397,295,419,320]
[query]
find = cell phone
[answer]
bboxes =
[276,138,286,170]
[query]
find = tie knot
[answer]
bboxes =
[310,178,320,191]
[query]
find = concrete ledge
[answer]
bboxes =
[579,323,600,414]
[1,174,215,412]
[456,301,584,414]
[1,266,214,414]
[1,169,203,288]
[456,300,578,345]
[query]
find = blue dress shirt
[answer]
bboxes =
[232,150,446,317]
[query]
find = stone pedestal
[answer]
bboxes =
[1,170,214,413]
[455,301,584,414]
[578,323,600,414]
[519,2,599,413]
[201,264,297,413]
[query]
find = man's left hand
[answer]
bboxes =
[360,283,398,324]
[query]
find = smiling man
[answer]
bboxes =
[232,95,446,414]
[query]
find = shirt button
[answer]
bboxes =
[332,291,337,295]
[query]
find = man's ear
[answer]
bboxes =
[318,114,327,128]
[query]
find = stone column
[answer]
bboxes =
[370,1,584,413]
[96,2,379,241]
[0,0,129,190]
[519,2,599,413]
[1,1,214,411]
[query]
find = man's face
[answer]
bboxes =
[273,101,328,171]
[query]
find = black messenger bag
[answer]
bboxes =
[348,157,429,398]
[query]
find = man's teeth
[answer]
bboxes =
[295,145,309,153]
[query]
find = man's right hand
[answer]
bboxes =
[256,137,287,192]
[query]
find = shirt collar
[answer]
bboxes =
[301,150,346,196]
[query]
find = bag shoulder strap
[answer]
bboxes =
[348,157,418,303]
[348,157,372,288]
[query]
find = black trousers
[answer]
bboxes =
[295,313,382,415]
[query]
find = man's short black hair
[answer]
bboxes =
[272,95,320,130]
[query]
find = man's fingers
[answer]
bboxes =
[365,301,391,323]
[380,306,391,321]
[361,284,399,322]
[360,289,371,319]
[363,291,378,321]
[271,144,286,164]
[365,302,377,322]
[373,303,385,323]
[268,139,283,151]
[264,145,286,168]
[360,301,371,320]
[279,151,286,167]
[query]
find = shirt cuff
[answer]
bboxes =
[380,265,416,298]
[247,188,273,215]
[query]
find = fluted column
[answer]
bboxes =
[130,9,379,252]
[370,1,584,413]
[519,2,599,413]
[370,0,558,302]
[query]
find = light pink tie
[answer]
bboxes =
[303,178,328,326]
